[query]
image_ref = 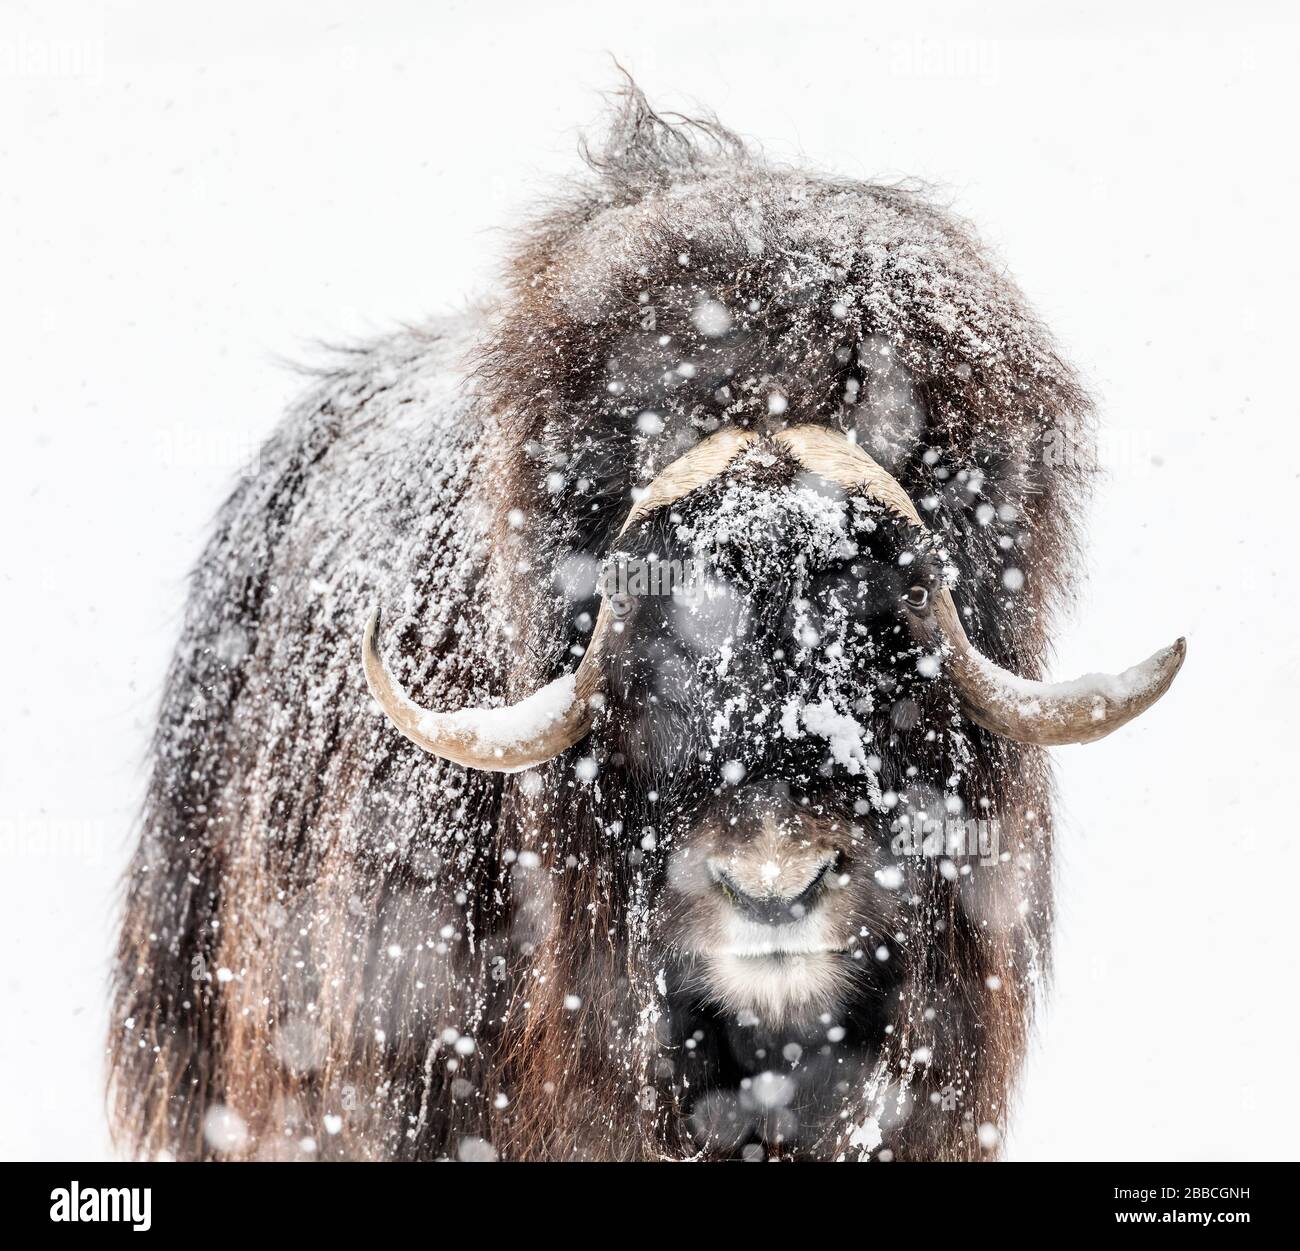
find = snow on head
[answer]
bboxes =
[675,462,860,581]
[782,697,870,775]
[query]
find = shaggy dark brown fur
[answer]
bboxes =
[110,83,1092,1161]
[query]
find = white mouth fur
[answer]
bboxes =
[713,910,843,960]
[702,947,851,1023]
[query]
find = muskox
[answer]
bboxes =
[110,85,1184,1161]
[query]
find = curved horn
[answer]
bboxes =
[362,427,758,772]
[362,607,604,772]
[774,425,1186,746]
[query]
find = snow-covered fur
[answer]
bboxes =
[110,86,1092,1161]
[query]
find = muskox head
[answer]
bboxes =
[364,427,1182,1023]
[355,89,1185,1154]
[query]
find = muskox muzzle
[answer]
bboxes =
[361,426,1186,770]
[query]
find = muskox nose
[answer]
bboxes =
[710,858,834,926]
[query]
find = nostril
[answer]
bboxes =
[713,860,834,926]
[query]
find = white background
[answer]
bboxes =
[2,0,1296,1160]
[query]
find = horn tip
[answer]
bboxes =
[1142,635,1186,694]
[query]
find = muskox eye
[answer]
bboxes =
[903,585,929,611]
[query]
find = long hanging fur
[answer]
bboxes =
[110,81,1092,1161]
